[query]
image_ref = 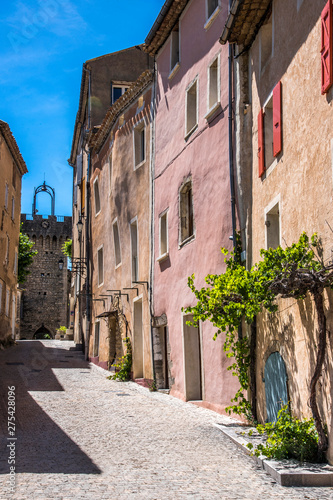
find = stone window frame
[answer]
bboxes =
[97,244,104,288]
[94,320,100,358]
[264,194,281,250]
[133,118,146,170]
[130,216,139,283]
[204,0,221,31]
[179,177,195,248]
[5,287,10,317]
[11,196,15,221]
[0,281,3,314]
[157,208,169,262]
[112,218,122,269]
[259,5,274,74]
[5,182,9,211]
[93,176,101,217]
[169,24,180,80]
[205,52,221,121]
[185,76,199,140]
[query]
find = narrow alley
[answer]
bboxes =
[0,340,331,500]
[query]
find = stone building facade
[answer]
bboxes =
[220,0,333,461]
[68,46,153,356]
[0,120,28,344]
[20,214,72,339]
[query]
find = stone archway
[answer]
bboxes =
[33,325,53,340]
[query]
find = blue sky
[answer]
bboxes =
[0,0,164,216]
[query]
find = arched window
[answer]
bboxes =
[52,236,57,250]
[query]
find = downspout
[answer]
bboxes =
[228,0,242,341]
[149,59,157,385]
[84,64,91,361]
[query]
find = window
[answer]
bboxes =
[5,183,8,210]
[108,153,113,193]
[321,1,333,94]
[93,177,101,215]
[207,0,219,19]
[179,180,194,244]
[0,282,2,313]
[207,55,220,117]
[112,219,121,267]
[158,210,169,260]
[94,321,100,357]
[97,246,104,287]
[265,201,280,250]
[170,26,180,73]
[77,153,83,184]
[6,288,10,317]
[14,249,18,275]
[260,10,273,70]
[11,197,15,220]
[258,81,282,177]
[130,219,138,282]
[185,78,198,138]
[111,85,129,104]
[133,122,145,168]
[5,235,9,265]
[12,163,16,189]
[81,177,86,214]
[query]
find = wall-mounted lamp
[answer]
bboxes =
[77,218,84,236]
[58,258,64,270]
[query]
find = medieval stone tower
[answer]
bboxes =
[20,182,72,339]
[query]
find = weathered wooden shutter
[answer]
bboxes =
[258,109,265,177]
[273,81,282,157]
[321,0,333,94]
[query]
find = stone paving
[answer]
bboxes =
[0,340,332,500]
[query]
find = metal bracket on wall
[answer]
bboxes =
[133,281,149,291]
[123,287,139,297]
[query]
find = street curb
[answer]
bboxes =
[214,423,333,487]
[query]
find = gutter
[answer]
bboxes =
[145,0,175,46]
[220,0,244,45]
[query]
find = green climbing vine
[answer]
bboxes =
[108,337,132,382]
[185,232,332,457]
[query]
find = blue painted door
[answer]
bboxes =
[264,352,288,422]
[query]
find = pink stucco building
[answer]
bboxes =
[145,0,240,413]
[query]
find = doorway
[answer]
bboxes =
[183,315,202,401]
[264,351,288,422]
[133,299,143,378]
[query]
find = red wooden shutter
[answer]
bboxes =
[321,0,333,94]
[258,109,265,177]
[273,81,282,157]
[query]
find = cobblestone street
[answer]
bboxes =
[0,340,332,500]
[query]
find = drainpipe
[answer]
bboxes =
[84,64,91,361]
[149,59,157,385]
[228,0,242,340]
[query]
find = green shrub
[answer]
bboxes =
[247,405,324,463]
[108,337,132,382]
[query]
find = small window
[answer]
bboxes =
[6,288,10,317]
[14,249,18,275]
[207,0,219,19]
[170,26,180,72]
[12,163,16,189]
[207,55,220,115]
[0,282,3,313]
[130,219,138,282]
[93,177,101,215]
[108,153,113,193]
[113,220,121,267]
[260,11,273,70]
[5,183,8,210]
[263,94,274,169]
[180,180,194,244]
[5,235,10,264]
[112,85,129,104]
[94,322,100,357]
[81,177,86,214]
[133,122,145,168]
[185,79,198,138]
[11,197,15,220]
[266,202,280,249]
[97,246,104,287]
[158,210,169,260]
